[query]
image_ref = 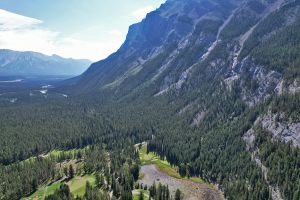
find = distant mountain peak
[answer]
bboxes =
[0,49,91,76]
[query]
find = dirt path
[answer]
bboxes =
[138,165,223,200]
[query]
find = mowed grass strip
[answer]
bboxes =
[69,174,96,197]
[24,174,95,200]
[22,147,87,165]
[25,181,62,200]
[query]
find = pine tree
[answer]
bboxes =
[63,167,68,178]
[149,182,156,198]
[139,191,144,200]
[32,179,38,191]
[293,188,300,200]
[157,183,162,200]
[45,184,73,200]
[175,189,181,200]
[166,185,170,200]
[69,165,74,179]
[85,181,92,199]
[95,173,102,188]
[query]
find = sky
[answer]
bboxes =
[0,0,165,61]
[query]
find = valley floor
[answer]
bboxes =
[138,145,224,200]
[139,165,223,200]
[20,144,224,200]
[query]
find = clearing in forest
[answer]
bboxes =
[24,174,96,200]
[138,144,224,200]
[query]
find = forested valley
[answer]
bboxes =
[1,89,300,200]
[1,0,300,199]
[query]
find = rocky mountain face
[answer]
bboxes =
[66,0,300,199]
[74,0,240,92]
[73,0,300,141]
[74,0,299,97]
[0,49,91,76]
[72,0,300,141]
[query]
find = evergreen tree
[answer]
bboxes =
[96,173,105,189]
[32,179,38,191]
[64,167,69,178]
[69,165,74,179]
[84,181,92,200]
[45,184,74,200]
[175,189,181,200]
[293,188,300,200]
[139,191,144,200]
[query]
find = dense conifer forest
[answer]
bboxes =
[1,91,299,200]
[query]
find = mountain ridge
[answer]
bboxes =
[71,0,300,102]
[72,0,240,93]
[0,49,91,77]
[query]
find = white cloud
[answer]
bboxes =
[131,6,155,21]
[0,10,58,56]
[0,9,123,61]
[0,9,42,30]
[54,37,123,61]
[108,29,123,37]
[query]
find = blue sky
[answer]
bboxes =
[0,0,165,61]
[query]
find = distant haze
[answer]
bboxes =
[0,49,91,76]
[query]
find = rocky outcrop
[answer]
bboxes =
[260,112,300,147]
[287,80,300,94]
[191,111,207,126]
[155,5,241,96]
[230,58,282,106]
[243,122,284,200]
[244,111,300,148]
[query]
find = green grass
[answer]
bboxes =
[24,174,96,200]
[25,181,62,200]
[132,189,149,200]
[139,145,210,185]
[138,172,145,180]
[190,177,206,184]
[22,147,87,166]
[69,174,96,197]
[139,145,181,179]
[22,148,94,200]
[47,148,85,158]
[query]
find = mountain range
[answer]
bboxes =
[0,49,91,77]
